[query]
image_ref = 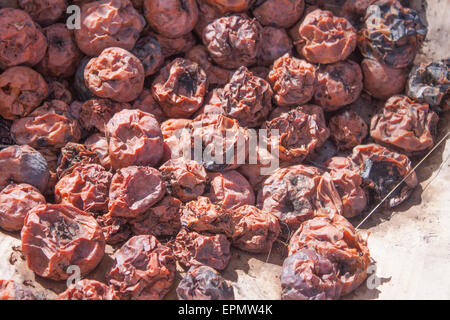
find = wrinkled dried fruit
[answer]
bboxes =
[264,105,330,164]
[109,166,165,218]
[160,158,207,202]
[329,110,368,150]
[287,213,370,298]
[258,164,343,238]
[203,14,262,69]
[79,99,130,134]
[314,60,363,112]
[47,80,72,104]
[132,89,166,123]
[56,142,101,178]
[74,57,95,101]
[204,0,253,13]
[257,27,293,66]
[351,143,418,207]
[59,279,119,300]
[85,47,145,103]
[358,0,426,68]
[11,100,81,150]
[75,0,145,56]
[206,170,255,210]
[219,66,273,128]
[0,66,48,120]
[85,134,111,170]
[143,0,198,39]
[21,204,105,280]
[96,213,132,245]
[370,95,438,154]
[0,183,46,232]
[0,8,47,68]
[0,118,13,145]
[36,24,82,78]
[298,9,356,64]
[18,0,66,26]
[0,280,37,300]
[107,235,175,300]
[407,59,449,109]
[148,31,196,58]
[268,54,316,107]
[252,0,304,28]
[230,205,279,253]
[106,109,164,169]
[325,157,367,218]
[0,145,49,193]
[131,36,164,77]
[177,266,234,300]
[130,196,182,237]
[152,58,207,118]
[55,164,112,215]
[170,228,231,270]
[361,58,408,100]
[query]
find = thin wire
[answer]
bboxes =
[356,131,450,230]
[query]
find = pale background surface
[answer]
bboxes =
[0,0,449,300]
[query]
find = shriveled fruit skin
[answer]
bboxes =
[329,110,368,151]
[177,266,234,300]
[204,0,253,13]
[79,99,130,134]
[58,279,119,300]
[18,0,66,26]
[96,213,132,245]
[131,36,164,77]
[252,0,304,29]
[56,142,101,179]
[257,27,293,67]
[107,235,176,300]
[21,204,105,280]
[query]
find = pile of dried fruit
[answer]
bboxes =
[0,0,447,300]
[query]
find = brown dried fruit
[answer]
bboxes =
[56,142,101,178]
[147,31,196,58]
[230,205,279,253]
[47,80,73,105]
[370,95,439,154]
[0,8,47,68]
[361,58,408,100]
[357,0,426,68]
[58,279,119,300]
[257,27,293,66]
[11,100,81,150]
[407,59,449,109]
[106,109,164,169]
[0,118,13,145]
[79,99,130,134]
[152,58,207,118]
[74,57,95,101]
[18,0,66,26]
[314,60,363,112]
[258,164,343,238]
[85,47,145,103]
[160,158,207,202]
[131,36,164,77]
[132,89,166,123]
[252,0,304,28]
[194,0,222,37]
[143,0,198,39]
[75,0,145,56]
[0,66,48,120]
[36,24,82,78]
[203,14,262,69]
[264,105,330,164]
[329,110,368,150]
[268,54,316,107]
[204,0,253,13]
[109,166,165,218]
[297,9,356,64]
[287,213,370,298]
[55,164,112,215]
[181,196,232,237]
[218,66,273,128]
[170,228,231,270]
[107,234,175,300]
[325,157,367,218]
[177,265,234,300]
[0,280,37,300]
[0,145,49,193]
[85,133,112,170]
[96,213,132,245]
[205,170,255,210]
[130,196,182,237]
[351,143,418,207]
[21,204,105,280]
[0,183,46,232]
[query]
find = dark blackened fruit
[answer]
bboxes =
[107,235,175,300]
[370,95,439,154]
[152,58,207,118]
[131,36,164,77]
[358,0,426,68]
[177,266,234,300]
[21,204,105,280]
[297,9,356,64]
[203,14,262,69]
